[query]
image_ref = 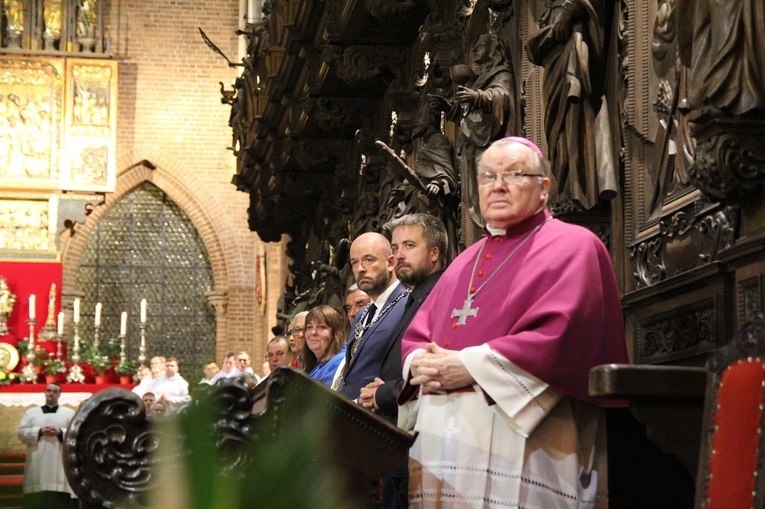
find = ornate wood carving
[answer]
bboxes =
[62,369,416,508]
[630,203,737,288]
[688,119,765,202]
[636,299,717,364]
[321,44,408,88]
[738,276,762,325]
[364,0,418,24]
[63,388,159,508]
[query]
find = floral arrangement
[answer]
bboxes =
[43,358,65,375]
[115,359,139,376]
[82,347,109,375]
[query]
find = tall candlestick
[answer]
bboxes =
[73,298,80,323]
[140,299,147,323]
[66,320,85,383]
[120,312,127,336]
[94,302,102,326]
[55,321,63,360]
[29,294,35,320]
[26,318,37,363]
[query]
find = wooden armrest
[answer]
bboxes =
[589,363,707,400]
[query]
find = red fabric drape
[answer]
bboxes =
[0,261,63,349]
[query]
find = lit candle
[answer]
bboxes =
[73,298,80,324]
[57,312,64,336]
[120,312,127,335]
[94,302,102,327]
[140,299,147,323]
[29,294,36,320]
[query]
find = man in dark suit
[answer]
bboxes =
[357,213,447,509]
[359,213,447,422]
[336,232,409,401]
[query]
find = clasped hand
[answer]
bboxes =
[409,343,474,394]
[359,377,384,410]
[41,425,60,436]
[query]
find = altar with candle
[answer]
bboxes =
[0,262,144,453]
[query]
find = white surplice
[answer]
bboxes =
[152,373,192,414]
[17,406,76,496]
[405,344,608,509]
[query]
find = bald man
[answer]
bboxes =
[335,232,410,403]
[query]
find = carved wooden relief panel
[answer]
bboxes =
[620,0,739,293]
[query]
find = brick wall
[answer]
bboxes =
[60,0,283,375]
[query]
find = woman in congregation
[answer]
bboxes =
[302,305,347,387]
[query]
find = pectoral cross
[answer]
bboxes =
[451,297,478,325]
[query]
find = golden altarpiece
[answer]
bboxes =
[1,0,117,259]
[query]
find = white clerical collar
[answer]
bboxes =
[486,225,506,236]
[369,280,401,322]
[486,207,547,237]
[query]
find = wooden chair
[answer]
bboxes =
[590,313,765,508]
[695,314,765,509]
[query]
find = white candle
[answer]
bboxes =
[140,299,147,323]
[57,312,64,336]
[94,302,102,326]
[29,294,36,320]
[73,298,80,323]
[120,312,127,335]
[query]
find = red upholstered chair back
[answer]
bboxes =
[696,315,765,509]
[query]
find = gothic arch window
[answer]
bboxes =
[76,182,215,378]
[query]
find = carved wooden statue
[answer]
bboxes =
[376,100,460,249]
[674,0,765,202]
[527,0,617,211]
[676,0,765,121]
[432,33,516,225]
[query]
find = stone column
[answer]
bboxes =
[205,289,228,362]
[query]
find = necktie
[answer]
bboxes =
[364,303,377,327]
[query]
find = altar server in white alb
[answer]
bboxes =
[152,356,191,414]
[17,382,77,509]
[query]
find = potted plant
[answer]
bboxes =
[115,359,139,385]
[82,347,109,383]
[43,359,65,383]
[104,339,121,359]
[15,340,28,358]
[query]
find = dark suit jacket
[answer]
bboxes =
[337,281,408,401]
[375,270,443,422]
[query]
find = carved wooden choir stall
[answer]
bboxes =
[63,367,416,508]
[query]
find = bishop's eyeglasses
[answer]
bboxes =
[478,170,545,186]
